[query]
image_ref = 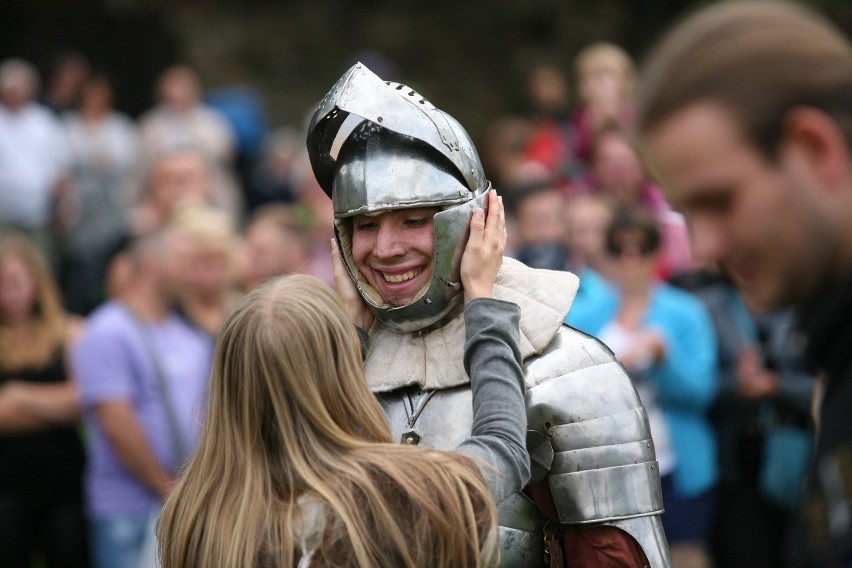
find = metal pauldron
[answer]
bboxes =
[523,326,665,524]
[375,325,671,566]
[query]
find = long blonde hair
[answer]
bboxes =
[0,233,66,369]
[157,274,496,567]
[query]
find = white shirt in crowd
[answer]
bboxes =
[0,102,70,228]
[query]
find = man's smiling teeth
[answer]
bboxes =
[382,269,420,283]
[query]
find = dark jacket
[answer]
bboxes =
[792,269,852,566]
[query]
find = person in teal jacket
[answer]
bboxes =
[565,266,618,333]
[570,205,718,567]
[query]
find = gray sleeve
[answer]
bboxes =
[455,297,530,504]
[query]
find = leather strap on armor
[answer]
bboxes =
[543,521,564,568]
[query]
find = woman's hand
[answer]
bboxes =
[331,239,375,330]
[0,381,50,432]
[619,330,666,372]
[461,191,506,303]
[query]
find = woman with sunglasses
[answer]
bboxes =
[575,204,718,568]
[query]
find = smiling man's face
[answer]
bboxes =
[643,100,839,313]
[350,207,439,307]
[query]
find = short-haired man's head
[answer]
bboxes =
[637,1,852,157]
[590,121,633,164]
[512,185,568,246]
[246,203,308,244]
[241,204,311,291]
[125,229,171,273]
[156,64,201,110]
[527,62,570,113]
[566,194,614,265]
[636,0,852,156]
[0,58,39,107]
[145,146,214,216]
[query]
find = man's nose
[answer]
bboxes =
[688,216,725,263]
[373,223,405,258]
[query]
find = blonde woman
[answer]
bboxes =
[0,233,87,567]
[157,198,529,567]
[571,42,637,163]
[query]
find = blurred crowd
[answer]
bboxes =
[0,45,816,568]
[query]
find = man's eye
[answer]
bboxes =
[696,195,731,216]
[355,221,377,231]
[685,188,734,215]
[404,218,429,228]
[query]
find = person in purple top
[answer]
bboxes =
[71,229,213,568]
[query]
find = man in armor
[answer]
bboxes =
[306,63,672,567]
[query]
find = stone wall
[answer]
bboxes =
[4,0,852,143]
[164,0,687,137]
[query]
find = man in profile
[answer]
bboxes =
[636,2,852,564]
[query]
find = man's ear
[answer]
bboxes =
[781,106,852,191]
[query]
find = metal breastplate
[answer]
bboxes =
[374,324,672,567]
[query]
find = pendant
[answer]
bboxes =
[400,431,421,445]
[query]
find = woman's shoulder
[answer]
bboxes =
[649,285,715,339]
